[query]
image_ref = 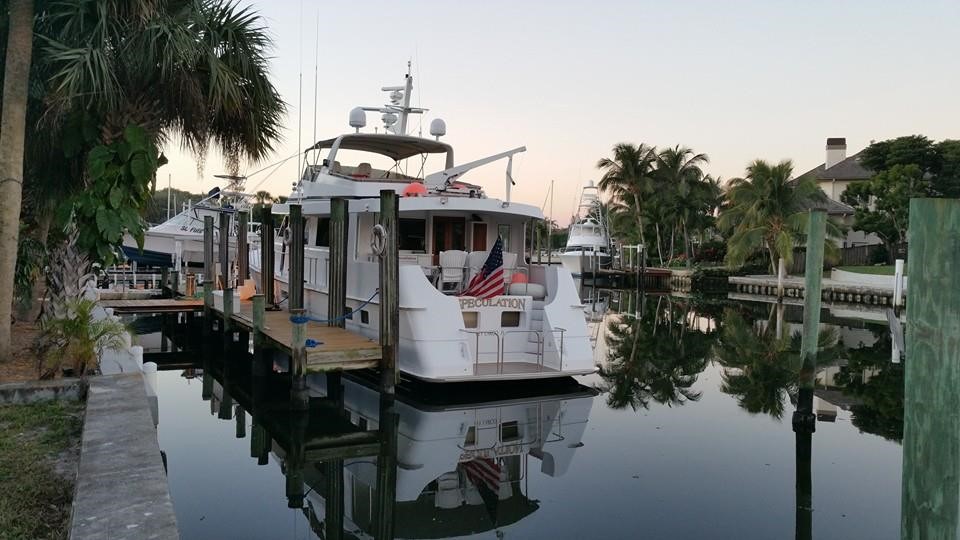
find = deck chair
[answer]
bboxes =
[467,250,489,282]
[438,250,468,293]
[502,252,518,284]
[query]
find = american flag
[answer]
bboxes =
[463,457,503,493]
[462,236,505,299]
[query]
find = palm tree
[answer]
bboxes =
[1,0,285,359]
[0,0,35,362]
[655,146,710,267]
[597,143,657,249]
[39,298,130,378]
[719,159,834,277]
[255,190,274,205]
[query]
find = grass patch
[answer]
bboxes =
[837,265,905,276]
[0,400,84,540]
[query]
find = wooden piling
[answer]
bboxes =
[203,216,215,335]
[260,206,276,308]
[375,397,398,540]
[288,204,309,410]
[235,407,246,439]
[237,211,249,282]
[378,190,399,395]
[219,212,231,291]
[794,210,826,432]
[325,459,345,540]
[795,431,813,540]
[252,294,265,349]
[171,270,180,298]
[328,198,349,328]
[901,199,960,536]
[160,267,169,296]
[285,412,308,508]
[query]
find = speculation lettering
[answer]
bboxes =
[458,297,527,311]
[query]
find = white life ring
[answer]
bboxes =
[282,228,292,245]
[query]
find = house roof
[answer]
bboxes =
[797,150,873,181]
[804,196,855,216]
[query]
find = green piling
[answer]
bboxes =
[901,198,960,536]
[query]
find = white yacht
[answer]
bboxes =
[559,182,611,275]
[249,67,595,383]
[121,183,259,271]
[293,374,595,538]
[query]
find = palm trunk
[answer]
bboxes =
[668,226,676,266]
[683,219,692,268]
[632,193,646,248]
[777,257,786,300]
[0,0,35,361]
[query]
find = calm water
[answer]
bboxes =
[146,289,903,539]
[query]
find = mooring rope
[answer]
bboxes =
[288,289,381,326]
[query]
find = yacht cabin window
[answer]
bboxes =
[399,218,426,252]
[315,218,330,247]
[498,224,511,251]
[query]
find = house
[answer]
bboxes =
[797,138,881,247]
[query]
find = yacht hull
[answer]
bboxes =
[559,251,611,276]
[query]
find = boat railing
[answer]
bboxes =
[460,330,502,373]
[463,327,566,374]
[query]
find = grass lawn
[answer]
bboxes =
[837,265,906,276]
[0,400,84,540]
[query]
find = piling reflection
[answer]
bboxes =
[198,350,596,539]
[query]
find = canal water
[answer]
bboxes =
[145,288,903,539]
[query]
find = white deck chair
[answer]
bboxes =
[502,252,518,284]
[438,250,468,293]
[467,250,489,282]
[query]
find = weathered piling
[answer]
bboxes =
[237,211,249,282]
[285,411,308,508]
[795,430,812,540]
[160,267,169,295]
[328,198,349,328]
[252,294,265,349]
[794,209,826,432]
[235,407,246,439]
[901,198,960,536]
[288,204,309,410]
[325,459,345,539]
[378,191,399,395]
[203,216,215,336]
[260,206,276,308]
[220,212,235,347]
[375,397,399,539]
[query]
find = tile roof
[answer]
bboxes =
[797,150,873,181]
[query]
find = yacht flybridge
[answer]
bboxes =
[249,66,595,383]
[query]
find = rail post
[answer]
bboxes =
[794,209,826,432]
[328,198,349,328]
[901,199,960,536]
[203,216,215,336]
[378,190,399,395]
[288,204,309,410]
[260,206,276,308]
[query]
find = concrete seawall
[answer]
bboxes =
[69,373,178,540]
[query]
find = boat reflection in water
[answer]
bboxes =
[205,360,595,539]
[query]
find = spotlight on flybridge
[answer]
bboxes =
[430,118,447,140]
[389,90,403,104]
[382,112,398,130]
[349,107,366,132]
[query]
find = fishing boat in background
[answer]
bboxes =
[249,65,596,383]
[121,176,259,273]
[559,182,611,276]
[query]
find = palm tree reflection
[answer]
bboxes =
[715,307,840,420]
[599,296,716,410]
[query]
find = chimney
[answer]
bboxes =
[825,137,847,169]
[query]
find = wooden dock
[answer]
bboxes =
[212,301,381,373]
[101,298,204,314]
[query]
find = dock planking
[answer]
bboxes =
[213,301,382,373]
[100,298,204,314]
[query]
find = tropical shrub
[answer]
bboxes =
[39,298,129,378]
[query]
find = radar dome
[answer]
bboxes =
[349,107,366,131]
[430,118,447,139]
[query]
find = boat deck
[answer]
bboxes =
[213,301,382,373]
[101,298,205,314]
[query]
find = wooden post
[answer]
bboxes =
[375,397,398,540]
[171,270,180,298]
[288,204,309,410]
[252,294,265,349]
[203,216,215,336]
[902,199,960,536]
[260,206,276,308]
[237,211,249,282]
[285,412,308,508]
[235,407,246,439]
[219,212,231,290]
[794,210,826,432]
[328,198,349,328]
[218,386,233,420]
[325,459,344,540]
[161,267,169,296]
[795,430,813,540]
[378,190,399,395]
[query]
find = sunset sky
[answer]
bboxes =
[161,0,960,224]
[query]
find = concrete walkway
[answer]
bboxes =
[70,373,178,539]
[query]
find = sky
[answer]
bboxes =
[162,0,960,224]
